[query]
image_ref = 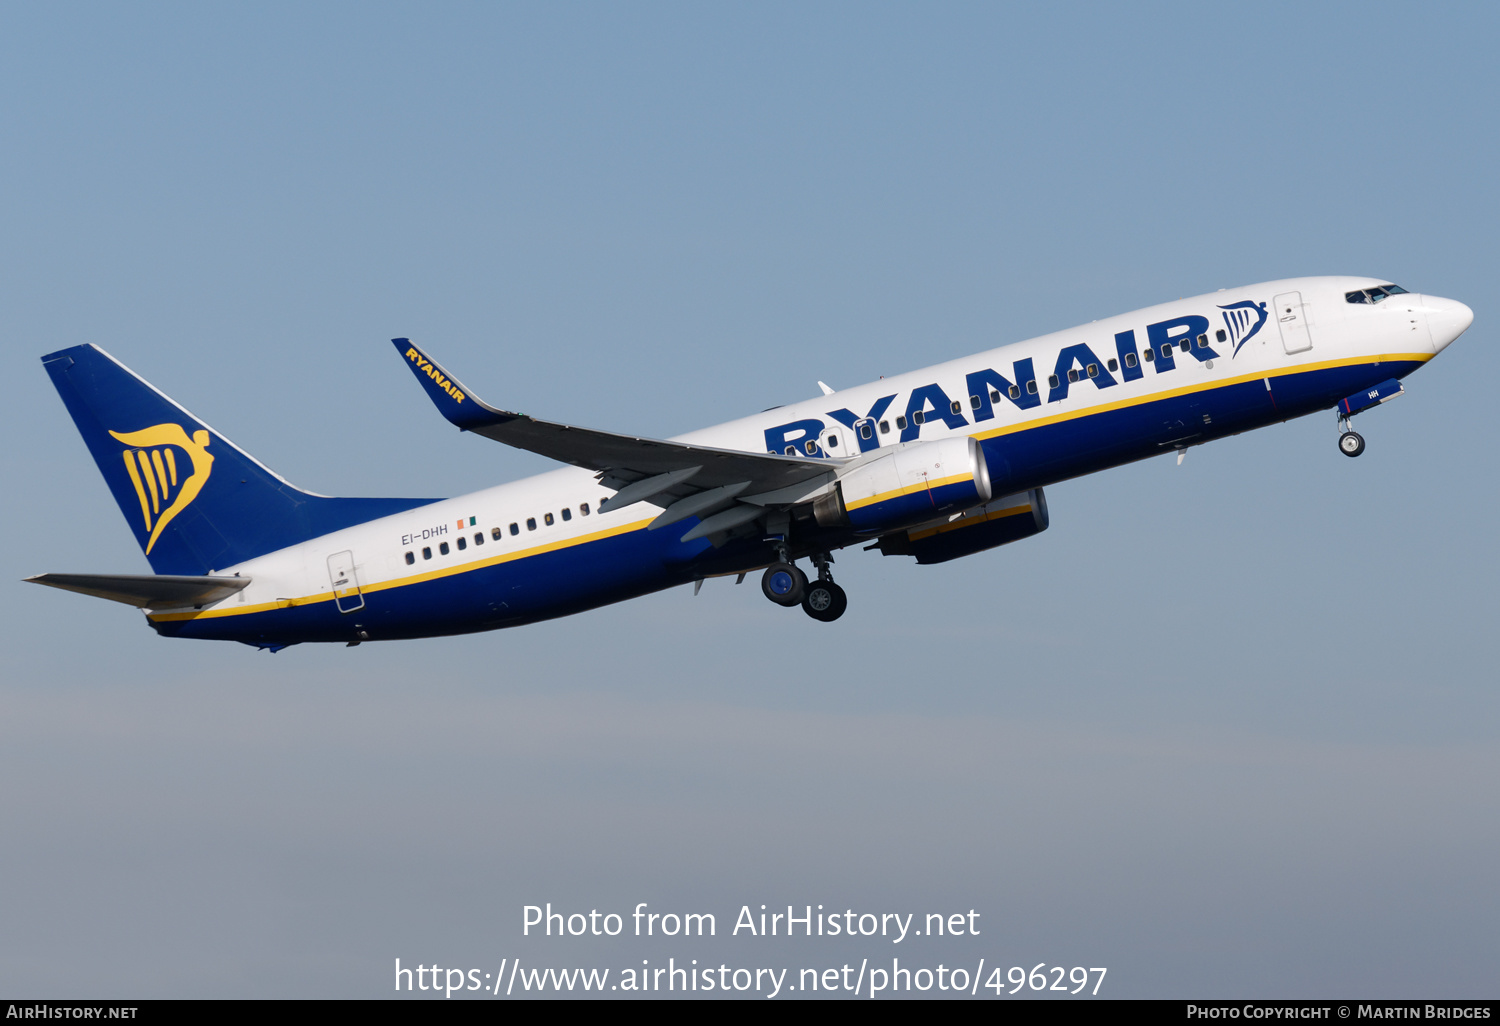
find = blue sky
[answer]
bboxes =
[2,1,1496,997]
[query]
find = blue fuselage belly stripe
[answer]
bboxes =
[158,359,1421,644]
[983,359,1421,492]
[156,525,705,643]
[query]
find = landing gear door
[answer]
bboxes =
[1274,291,1313,354]
[327,550,365,614]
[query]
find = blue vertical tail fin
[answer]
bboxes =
[42,344,438,575]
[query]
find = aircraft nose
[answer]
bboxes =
[1423,295,1474,352]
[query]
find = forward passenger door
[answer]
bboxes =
[1273,292,1313,354]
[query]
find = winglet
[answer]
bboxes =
[391,338,512,431]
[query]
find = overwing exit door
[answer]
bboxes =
[1273,291,1313,354]
[818,423,848,457]
[327,550,365,613]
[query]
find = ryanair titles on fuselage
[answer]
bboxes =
[763,303,1270,457]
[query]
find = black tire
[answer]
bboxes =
[1338,431,1366,458]
[801,580,848,622]
[761,563,806,606]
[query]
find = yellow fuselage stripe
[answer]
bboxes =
[149,514,659,622]
[972,352,1431,442]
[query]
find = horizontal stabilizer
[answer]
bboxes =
[25,573,250,609]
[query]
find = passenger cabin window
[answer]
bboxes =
[1107,358,1118,372]
[509,523,519,536]
[879,420,890,433]
[526,518,536,531]
[544,512,554,526]
[912,411,925,425]
[1026,380,1038,394]
[1047,374,1060,389]
[1008,385,1021,399]
[561,508,572,522]
[895,415,907,430]
[804,440,818,454]
[456,536,467,551]
[439,541,450,555]
[859,422,872,439]
[970,394,982,410]
[492,527,503,540]
[949,400,962,415]
[1159,344,1171,357]
[785,446,797,455]
[580,502,590,515]
[1124,353,1137,368]
[1196,334,1208,348]
[405,551,415,565]
[1178,339,1190,353]
[1216,329,1227,342]
[826,434,838,449]
[474,532,483,545]
[1087,363,1098,377]
[422,546,432,560]
[1067,369,1079,383]
[1346,285,1409,304]
[1144,348,1155,362]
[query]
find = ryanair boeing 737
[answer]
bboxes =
[27,277,1472,650]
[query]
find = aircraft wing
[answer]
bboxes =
[391,339,839,510]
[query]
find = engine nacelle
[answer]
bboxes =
[875,487,1049,564]
[814,435,992,536]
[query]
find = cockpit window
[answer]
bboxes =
[1346,284,1410,305]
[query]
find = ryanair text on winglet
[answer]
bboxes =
[406,347,466,403]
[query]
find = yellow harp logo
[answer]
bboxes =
[109,424,214,554]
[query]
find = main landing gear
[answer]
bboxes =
[760,550,847,622]
[761,561,806,605]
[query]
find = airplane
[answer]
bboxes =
[26,276,1472,650]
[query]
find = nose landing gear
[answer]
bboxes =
[1334,378,1405,457]
[1336,410,1366,458]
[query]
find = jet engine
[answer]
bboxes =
[874,487,1049,564]
[813,435,992,536]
